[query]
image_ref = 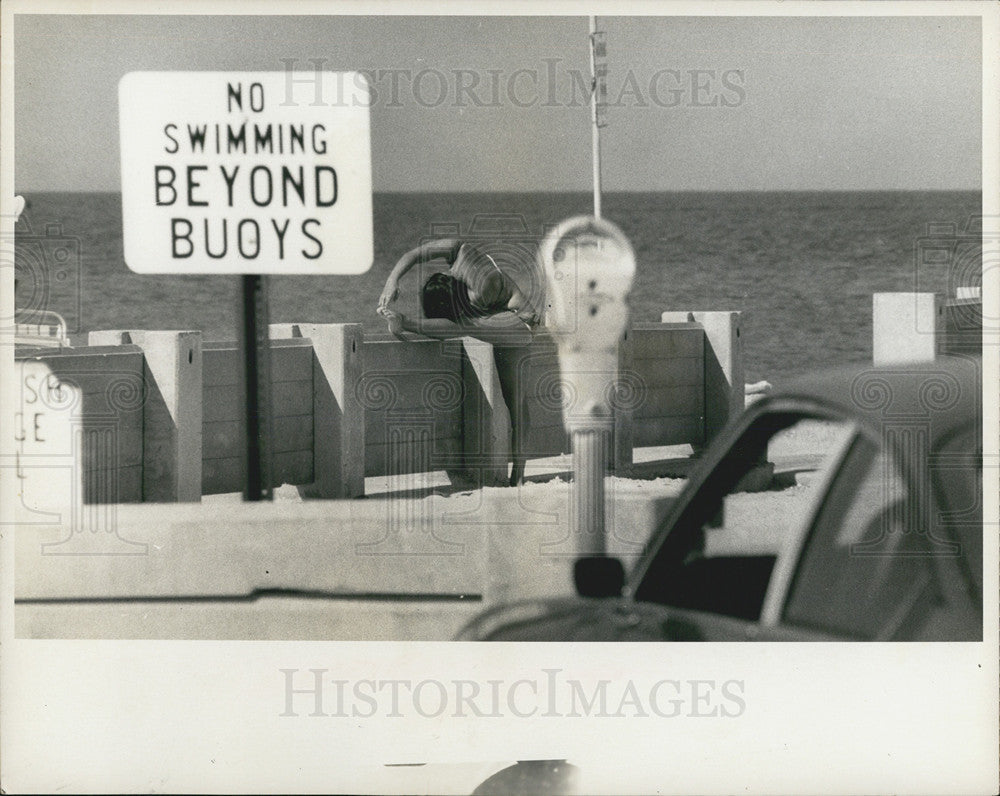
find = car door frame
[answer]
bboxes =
[624,396,864,639]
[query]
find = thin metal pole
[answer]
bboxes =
[589,15,603,219]
[239,274,273,501]
[571,425,609,556]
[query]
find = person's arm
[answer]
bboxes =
[399,315,464,340]
[378,238,463,310]
[401,311,533,348]
[463,312,533,347]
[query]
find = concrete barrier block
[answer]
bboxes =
[21,345,147,504]
[660,311,696,324]
[271,323,365,498]
[695,311,744,442]
[460,337,509,486]
[358,338,466,480]
[660,311,744,443]
[940,297,982,356]
[89,329,203,501]
[613,327,635,473]
[873,292,941,365]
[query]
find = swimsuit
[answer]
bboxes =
[457,244,543,328]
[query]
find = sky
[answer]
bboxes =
[13,12,983,192]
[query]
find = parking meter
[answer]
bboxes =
[539,216,636,555]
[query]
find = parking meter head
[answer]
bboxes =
[539,216,636,352]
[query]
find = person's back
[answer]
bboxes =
[452,242,544,328]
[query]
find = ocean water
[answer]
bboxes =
[13,190,980,383]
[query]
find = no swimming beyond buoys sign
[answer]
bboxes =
[118,71,373,274]
[119,71,373,499]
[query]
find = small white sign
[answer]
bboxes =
[119,71,373,274]
[13,361,80,522]
[14,360,146,556]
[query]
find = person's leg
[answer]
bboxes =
[511,387,530,486]
[493,346,530,486]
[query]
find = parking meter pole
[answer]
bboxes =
[570,419,612,556]
[238,274,274,501]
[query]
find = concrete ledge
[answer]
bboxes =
[16,599,487,641]
[15,500,485,601]
[15,485,679,639]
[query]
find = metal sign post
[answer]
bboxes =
[238,274,273,501]
[540,216,636,555]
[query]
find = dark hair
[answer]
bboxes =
[421,272,473,321]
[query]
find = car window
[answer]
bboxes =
[782,439,939,639]
[633,413,853,622]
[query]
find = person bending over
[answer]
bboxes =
[377,238,543,486]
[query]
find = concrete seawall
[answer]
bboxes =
[15,311,746,502]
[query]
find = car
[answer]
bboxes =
[457,356,983,642]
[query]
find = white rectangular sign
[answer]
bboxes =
[13,361,80,523]
[119,71,373,274]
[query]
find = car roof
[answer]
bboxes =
[762,355,979,447]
